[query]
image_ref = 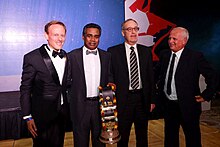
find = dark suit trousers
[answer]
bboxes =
[164,100,202,147]
[73,100,105,147]
[32,105,67,147]
[118,90,148,147]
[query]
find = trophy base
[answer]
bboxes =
[99,130,121,144]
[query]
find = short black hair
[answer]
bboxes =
[82,23,102,36]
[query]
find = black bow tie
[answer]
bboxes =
[52,49,65,58]
[86,50,97,55]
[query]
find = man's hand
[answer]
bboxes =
[195,95,205,102]
[27,119,38,138]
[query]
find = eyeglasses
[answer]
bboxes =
[123,27,139,32]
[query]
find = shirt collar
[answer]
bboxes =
[125,42,137,50]
[172,48,184,59]
[83,46,98,52]
[45,44,62,53]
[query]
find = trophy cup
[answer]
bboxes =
[98,84,121,144]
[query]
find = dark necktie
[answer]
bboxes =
[130,46,139,89]
[86,50,97,55]
[52,49,65,58]
[166,53,176,95]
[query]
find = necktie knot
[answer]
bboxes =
[130,46,134,51]
[86,50,97,55]
[52,49,65,58]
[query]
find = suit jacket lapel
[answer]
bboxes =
[137,45,145,79]
[121,44,129,76]
[164,52,172,70]
[175,48,189,76]
[99,49,105,86]
[160,50,172,80]
[75,48,86,84]
[61,51,68,86]
[39,45,60,85]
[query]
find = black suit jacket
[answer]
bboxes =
[68,47,112,130]
[157,48,217,119]
[20,44,69,131]
[107,43,155,119]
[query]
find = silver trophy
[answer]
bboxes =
[98,84,121,144]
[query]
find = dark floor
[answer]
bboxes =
[200,93,220,129]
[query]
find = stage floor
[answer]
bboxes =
[1,119,220,147]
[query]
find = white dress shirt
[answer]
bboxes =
[164,49,183,100]
[124,42,142,90]
[83,46,101,97]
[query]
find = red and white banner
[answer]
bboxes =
[125,0,176,61]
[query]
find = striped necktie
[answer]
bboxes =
[130,46,139,89]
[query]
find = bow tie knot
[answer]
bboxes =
[86,50,97,55]
[52,49,65,58]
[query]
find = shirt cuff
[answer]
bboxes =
[23,114,32,120]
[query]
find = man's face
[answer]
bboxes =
[122,20,139,46]
[83,28,100,50]
[45,24,66,51]
[168,29,187,52]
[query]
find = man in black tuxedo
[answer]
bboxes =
[107,18,155,147]
[20,20,70,147]
[156,27,218,147]
[68,23,112,147]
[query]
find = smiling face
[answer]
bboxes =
[168,27,188,52]
[122,19,139,46]
[45,24,66,51]
[83,27,100,50]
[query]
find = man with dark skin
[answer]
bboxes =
[68,23,112,147]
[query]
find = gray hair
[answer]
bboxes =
[121,18,138,30]
[172,27,189,41]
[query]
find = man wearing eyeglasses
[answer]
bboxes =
[107,18,155,147]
